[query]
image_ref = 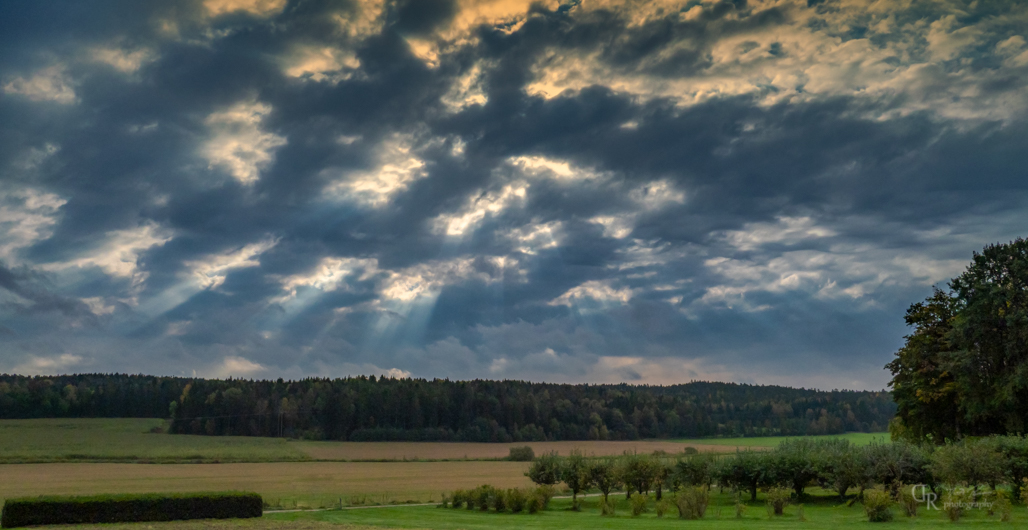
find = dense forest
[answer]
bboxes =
[0,373,894,441]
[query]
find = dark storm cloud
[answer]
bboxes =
[0,0,1026,388]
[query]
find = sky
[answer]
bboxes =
[0,0,1026,390]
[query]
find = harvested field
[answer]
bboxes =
[0,461,533,507]
[294,440,734,461]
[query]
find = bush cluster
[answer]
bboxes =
[447,486,549,514]
[0,492,262,528]
[862,488,894,522]
[507,446,535,461]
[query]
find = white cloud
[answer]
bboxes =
[926,15,981,61]
[12,354,85,376]
[324,135,428,207]
[381,258,492,302]
[41,221,172,283]
[274,256,379,307]
[722,216,837,251]
[508,155,602,182]
[185,237,279,289]
[431,183,528,236]
[629,180,685,210]
[203,99,287,185]
[3,66,76,104]
[81,297,116,316]
[0,188,66,262]
[210,355,268,378]
[204,0,287,17]
[442,63,489,111]
[551,280,634,307]
[281,46,360,82]
[506,221,561,254]
[590,215,634,239]
[90,47,154,73]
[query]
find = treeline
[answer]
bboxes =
[520,436,1028,520]
[0,373,894,441]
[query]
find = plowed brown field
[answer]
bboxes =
[0,461,533,507]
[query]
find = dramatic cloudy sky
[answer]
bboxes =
[1,0,1026,389]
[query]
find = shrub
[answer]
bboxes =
[599,497,616,516]
[533,486,554,509]
[449,490,466,509]
[469,486,491,511]
[507,446,535,462]
[765,487,790,516]
[683,446,699,455]
[942,488,969,522]
[992,490,1012,522]
[0,492,261,528]
[630,493,649,516]
[490,487,506,512]
[895,484,917,517]
[655,497,671,518]
[506,488,527,513]
[527,493,543,514]
[675,486,709,520]
[863,487,894,523]
[734,498,746,519]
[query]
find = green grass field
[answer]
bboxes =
[673,432,889,448]
[0,418,890,464]
[266,492,1026,529]
[0,419,309,463]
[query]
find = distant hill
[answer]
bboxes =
[0,373,894,442]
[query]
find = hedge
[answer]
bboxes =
[1,491,262,528]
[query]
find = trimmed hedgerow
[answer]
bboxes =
[0,491,262,528]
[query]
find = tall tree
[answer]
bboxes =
[888,238,1028,441]
[886,289,961,442]
[948,238,1028,435]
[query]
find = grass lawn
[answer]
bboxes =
[0,418,309,464]
[672,432,889,448]
[267,492,1025,529]
[0,418,888,464]
[295,440,736,461]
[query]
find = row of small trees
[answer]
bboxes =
[524,436,1028,506]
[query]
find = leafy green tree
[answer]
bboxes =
[674,454,714,488]
[994,435,1028,499]
[525,451,562,486]
[929,438,1005,499]
[588,458,621,504]
[561,450,590,509]
[886,289,961,442]
[617,453,659,499]
[716,451,766,501]
[812,439,867,500]
[865,441,932,494]
[773,439,821,498]
[888,238,1028,441]
[948,238,1028,435]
